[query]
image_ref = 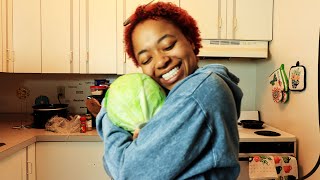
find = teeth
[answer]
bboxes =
[162,67,179,80]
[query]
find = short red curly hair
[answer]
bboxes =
[124,2,202,67]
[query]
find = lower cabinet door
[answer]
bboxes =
[0,147,27,180]
[36,142,111,180]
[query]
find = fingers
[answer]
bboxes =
[133,128,140,140]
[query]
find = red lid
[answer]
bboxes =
[90,85,108,90]
[80,116,87,121]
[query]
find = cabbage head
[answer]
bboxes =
[105,73,166,133]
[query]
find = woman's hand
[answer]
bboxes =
[133,128,140,140]
[85,98,101,117]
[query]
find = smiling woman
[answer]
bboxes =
[96,2,243,179]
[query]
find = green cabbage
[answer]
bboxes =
[105,73,166,133]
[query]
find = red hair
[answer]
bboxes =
[124,2,202,67]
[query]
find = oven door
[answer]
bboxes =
[237,141,296,180]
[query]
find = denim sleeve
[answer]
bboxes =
[96,96,211,180]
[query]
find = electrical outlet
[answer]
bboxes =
[57,86,65,99]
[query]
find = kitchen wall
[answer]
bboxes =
[0,60,257,115]
[256,0,320,179]
[0,73,117,114]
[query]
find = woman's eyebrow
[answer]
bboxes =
[137,34,175,57]
[157,34,175,44]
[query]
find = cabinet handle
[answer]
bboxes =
[6,50,15,62]
[6,49,11,61]
[70,51,73,63]
[233,18,237,31]
[27,161,32,175]
[218,17,222,28]
[86,51,89,62]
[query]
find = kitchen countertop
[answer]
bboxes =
[0,113,296,161]
[0,114,101,160]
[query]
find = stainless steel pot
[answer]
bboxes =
[32,104,68,129]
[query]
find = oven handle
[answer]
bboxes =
[238,157,249,161]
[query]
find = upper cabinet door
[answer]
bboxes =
[180,0,273,41]
[85,0,117,74]
[180,0,220,39]
[41,0,72,73]
[12,0,41,73]
[228,0,273,40]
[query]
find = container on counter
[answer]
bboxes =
[32,104,68,129]
[80,116,87,133]
[94,79,110,86]
[86,114,92,131]
[90,85,108,96]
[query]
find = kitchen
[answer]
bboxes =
[0,0,319,180]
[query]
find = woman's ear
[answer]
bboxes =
[191,42,195,50]
[187,38,195,51]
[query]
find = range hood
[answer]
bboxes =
[198,40,269,58]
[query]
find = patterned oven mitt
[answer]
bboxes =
[289,61,306,91]
[269,64,289,103]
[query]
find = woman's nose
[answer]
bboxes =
[155,55,171,69]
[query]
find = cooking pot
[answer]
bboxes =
[32,104,68,129]
[239,120,264,129]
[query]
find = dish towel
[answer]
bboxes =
[274,156,298,180]
[249,155,278,179]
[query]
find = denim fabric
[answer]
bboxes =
[96,64,243,180]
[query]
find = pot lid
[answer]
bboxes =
[32,104,68,110]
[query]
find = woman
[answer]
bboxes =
[96,2,243,179]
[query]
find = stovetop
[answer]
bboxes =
[238,124,296,142]
[235,111,296,157]
[238,111,296,142]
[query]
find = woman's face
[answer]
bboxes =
[131,19,199,90]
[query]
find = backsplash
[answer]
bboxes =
[0,59,258,114]
[0,73,118,114]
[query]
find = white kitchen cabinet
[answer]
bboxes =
[0,0,4,72]
[0,144,36,180]
[36,142,111,180]
[27,143,36,180]
[10,0,41,73]
[79,0,117,74]
[5,0,72,73]
[41,0,72,73]
[122,0,179,74]
[4,0,118,74]
[180,0,273,41]
[0,148,27,180]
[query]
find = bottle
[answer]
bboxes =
[86,114,92,131]
[80,116,87,133]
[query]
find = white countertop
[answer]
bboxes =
[0,113,296,160]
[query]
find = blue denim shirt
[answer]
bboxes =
[96,64,243,180]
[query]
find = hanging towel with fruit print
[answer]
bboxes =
[274,155,298,180]
[249,155,278,179]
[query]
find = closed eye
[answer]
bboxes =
[164,41,177,51]
[142,57,152,65]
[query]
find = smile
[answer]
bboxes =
[162,67,179,80]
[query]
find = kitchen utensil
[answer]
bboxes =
[239,120,264,129]
[32,104,68,129]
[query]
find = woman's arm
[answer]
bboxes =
[96,96,211,179]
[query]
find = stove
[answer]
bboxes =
[238,111,296,158]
